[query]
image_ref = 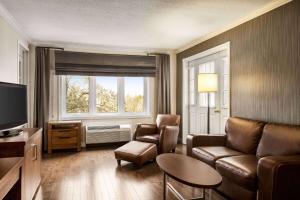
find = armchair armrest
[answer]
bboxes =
[257,155,300,200]
[132,123,157,140]
[159,125,179,153]
[186,134,227,156]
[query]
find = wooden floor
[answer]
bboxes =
[34,145,226,200]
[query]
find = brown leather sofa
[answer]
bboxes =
[187,117,300,200]
[133,114,180,154]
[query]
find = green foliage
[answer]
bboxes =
[125,95,144,112]
[66,76,144,113]
[96,84,117,112]
[66,77,89,113]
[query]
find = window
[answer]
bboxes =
[96,77,118,113]
[60,76,150,118]
[198,62,216,108]
[125,77,144,112]
[65,76,89,113]
[188,68,195,105]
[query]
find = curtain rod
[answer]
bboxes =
[146,53,159,56]
[146,53,168,56]
[38,46,64,51]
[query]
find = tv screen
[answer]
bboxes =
[0,82,27,131]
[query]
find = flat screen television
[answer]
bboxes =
[0,82,27,134]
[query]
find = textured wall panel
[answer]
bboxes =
[177,1,300,138]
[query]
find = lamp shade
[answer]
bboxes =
[198,73,218,92]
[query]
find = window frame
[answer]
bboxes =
[59,76,151,119]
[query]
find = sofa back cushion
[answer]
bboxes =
[225,117,266,154]
[256,123,300,158]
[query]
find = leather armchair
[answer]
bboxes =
[133,114,180,154]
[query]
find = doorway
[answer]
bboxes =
[182,42,230,144]
[18,42,30,127]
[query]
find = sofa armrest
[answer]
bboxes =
[132,123,157,140]
[159,125,179,153]
[186,134,227,156]
[257,155,300,200]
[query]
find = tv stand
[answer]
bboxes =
[0,129,22,138]
[0,128,42,200]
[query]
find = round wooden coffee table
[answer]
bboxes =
[156,153,222,200]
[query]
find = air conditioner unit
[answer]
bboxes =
[85,124,131,144]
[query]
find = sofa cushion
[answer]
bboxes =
[192,146,243,167]
[226,117,266,154]
[257,123,300,158]
[136,134,160,144]
[216,155,258,191]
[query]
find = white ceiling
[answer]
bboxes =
[1,0,274,51]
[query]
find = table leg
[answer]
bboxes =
[163,173,167,200]
[162,173,207,200]
[209,189,212,200]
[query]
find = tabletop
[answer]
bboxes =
[156,153,222,188]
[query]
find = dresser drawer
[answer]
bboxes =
[51,129,77,138]
[52,135,78,146]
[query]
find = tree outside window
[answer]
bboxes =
[125,77,144,112]
[66,76,89,113]
[63,76,148,116]
[96,77,118,113]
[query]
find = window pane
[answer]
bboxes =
[66,76,89,113]
[199,93,215,107]
[125,77,144,112]
[96,77,118,113]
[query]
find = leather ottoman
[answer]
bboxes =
[114,141,157,166]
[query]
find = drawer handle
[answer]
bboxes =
[31,144,38,161]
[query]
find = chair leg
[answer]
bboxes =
[117,159,121,166]
[172,148,176,153]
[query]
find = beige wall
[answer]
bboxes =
[0,15,28,83]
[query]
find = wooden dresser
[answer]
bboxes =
[0,128,42,200]
[0,157,23,200]
[48,121,82,153]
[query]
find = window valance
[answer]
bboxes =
[55,51,157,77]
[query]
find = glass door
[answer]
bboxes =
[187,50,229,135]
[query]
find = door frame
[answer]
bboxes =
[182,42,230,144]
[17,41,30,126]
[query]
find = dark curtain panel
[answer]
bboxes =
[55,51,157,77]
[156,54,171,114]
[34,47,51,151]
